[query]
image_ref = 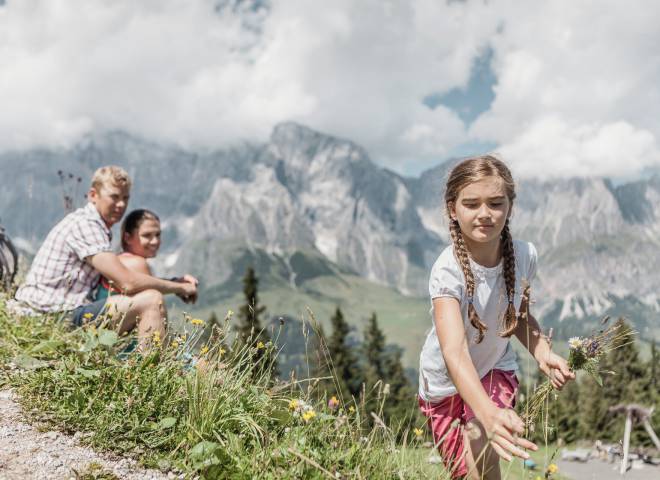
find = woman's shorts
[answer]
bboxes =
[418,369,519,479]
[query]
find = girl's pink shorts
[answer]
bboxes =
[418,369,519,479]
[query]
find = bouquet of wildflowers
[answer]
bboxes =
[522,318,635,430]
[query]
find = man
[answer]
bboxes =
[14,165,197,348]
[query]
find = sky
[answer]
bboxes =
[1,0,659,179]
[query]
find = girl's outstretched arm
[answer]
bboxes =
[513,310,575,390]
[433,297,537,461]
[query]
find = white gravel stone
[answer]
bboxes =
[0,389,169,479]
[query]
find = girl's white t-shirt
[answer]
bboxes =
[418,239,537,402]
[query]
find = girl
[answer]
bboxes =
[96,209,162,300]
[97,209,196,301]
[418,156,574,479]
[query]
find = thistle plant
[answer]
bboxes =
[522,318,635,431]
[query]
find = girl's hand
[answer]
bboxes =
[477,406,537,462]
[538,351,575,390]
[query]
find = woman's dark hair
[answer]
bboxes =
[120,209,160,251]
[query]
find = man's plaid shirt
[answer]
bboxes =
[15,203,112,312]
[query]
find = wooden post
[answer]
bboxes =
[642,419,660,450]
[620,409,632,475]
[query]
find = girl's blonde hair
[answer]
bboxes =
[444,155,518,343]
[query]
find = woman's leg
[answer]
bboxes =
[104,289,167,350]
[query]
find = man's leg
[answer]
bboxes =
[104,289,167,350]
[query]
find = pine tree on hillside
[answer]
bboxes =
[363,313,386,388]
[309,322,332,389]
[327,307,362,399]
[580,320,646,442]
[235,266,277,377]
[552,378,580,444]
[381,346,415,428]
[236,267,268,344]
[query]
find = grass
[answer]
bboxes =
[0,294,574,479]
[0,296,444,479]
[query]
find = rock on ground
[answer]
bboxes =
[0,389,172,480]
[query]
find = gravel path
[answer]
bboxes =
[0,389,172,480]
[556,457,659,480]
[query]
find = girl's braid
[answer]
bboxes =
[499,219,518,337]
[449,219,488,343]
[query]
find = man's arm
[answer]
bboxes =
[88,252,196,299]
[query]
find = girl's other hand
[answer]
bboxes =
[476,406,537,462]
[538,351,575,389]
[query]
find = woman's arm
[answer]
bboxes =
[433,297,536,460]
[118,254,152,275]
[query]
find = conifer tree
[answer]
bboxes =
[552,378,580,444]
[309,322,332,391]
[327,307,362,399]
[235,266,276,377]
[363,313,386,387]
[580,320,645,442]
[236,267,267,344]
[381,346,415,429]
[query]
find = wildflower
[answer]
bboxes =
[256,341,265,350]
[219,347,226,357]
[190,318,205,326]
[414,428,424,438]
[227,309,234,318]
[328,396,339,411]
[153,331,162,346]
[288,399,300,411]
[200,346,209,355]
[568,337,583,350]
[170,340,179,349]
[302,410,316,422]
[348,406,355,413]
[83,312,94,320]
[546,464,558,474]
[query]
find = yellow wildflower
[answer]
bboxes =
[153,331,162,346]
[83,312,94,320]
[191,318,205,326]
[170,340,179,349]
[200,346,209,355]
[414,428,424,438]
[219,347,226,357]
[226,309,234,318]
[348,406,355,413]
[256,341,265,350]
[302,410,316,422]
[546,464,558,474]
[288,399,299,411]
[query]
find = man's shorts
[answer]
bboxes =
[418,369,519,479]
[69,298,108,327]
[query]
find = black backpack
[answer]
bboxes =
[0,223,18,290]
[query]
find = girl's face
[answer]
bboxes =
[450,176,511,245]
[123,218,161,258]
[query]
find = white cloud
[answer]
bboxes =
[471,0,660,179]
[0,0,659,179]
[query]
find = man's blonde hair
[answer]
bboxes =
[91,166,132,191]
